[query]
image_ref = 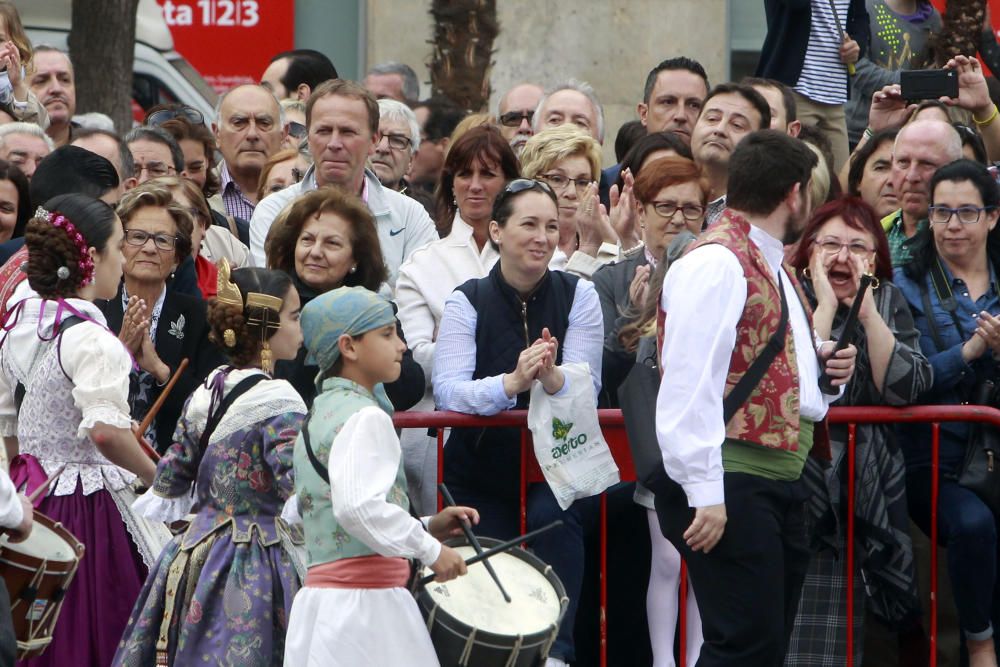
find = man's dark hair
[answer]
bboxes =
[72,127,136,180]
[124,126,185,174]
[740,77,797,123]
[846,127,898,196]
[727,130,817,215]
[642,57,710,105]
[415,96,466,142]
[614,120,647,163]
[701,83,772,130]
[271,49,339,93]
[30,146,119,207]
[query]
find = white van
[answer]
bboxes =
[18,0,217,123]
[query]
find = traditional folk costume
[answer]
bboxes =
[284,287,443,667]
[655,211,840,666]
[114,260,307,666]
[113,366,306,666]
[0,293,171,667]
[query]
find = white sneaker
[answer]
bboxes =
[545,659,568,667]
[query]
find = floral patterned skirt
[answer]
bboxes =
[112,525,301,667]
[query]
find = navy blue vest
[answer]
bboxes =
[444,263,578,499]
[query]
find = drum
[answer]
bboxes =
[416,537,568,667]
[0,512,84,659]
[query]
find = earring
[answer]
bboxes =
[349,265,357,274]
[260,340,273,375]
[802,267,812,280]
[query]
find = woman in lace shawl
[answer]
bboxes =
[0,194,160,667]
[784,197,932,666]
[114,262,306,667]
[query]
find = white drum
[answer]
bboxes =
[416,538,567,667]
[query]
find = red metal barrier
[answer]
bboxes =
[394,405,1000,667]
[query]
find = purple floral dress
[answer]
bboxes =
[113,367,307,667]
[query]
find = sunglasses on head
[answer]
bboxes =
[491,179,556,217]
[146,106,205,127]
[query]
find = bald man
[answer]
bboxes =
[213,84,287,220]
[886,119,963,266]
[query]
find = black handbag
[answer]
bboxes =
[919,259,1000,514]
[618,274,789,499]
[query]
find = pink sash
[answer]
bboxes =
[304,555,410,589]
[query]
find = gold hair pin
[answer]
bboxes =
[216,258,243,308]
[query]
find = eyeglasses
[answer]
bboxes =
[124,228,178,251]
[649,201,705,222]
[498,110,534,127]
[538,173,593,192]
[145,106,205,127]
[287,121,307,139]
[928,205,995,225]
[379,133,413,151]
[136,163,175,179]
[813,237,876,256]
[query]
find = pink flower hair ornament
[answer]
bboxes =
[34,206,95,287]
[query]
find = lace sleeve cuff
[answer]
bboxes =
[0,416,15,438]
[131,486,195,523]
[78,405,133,438]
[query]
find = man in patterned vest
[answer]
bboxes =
[654,129,857,666]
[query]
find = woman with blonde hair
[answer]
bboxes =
[520,124,619,277]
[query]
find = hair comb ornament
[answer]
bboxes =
[35,206,95,286]
[215,258,243,308]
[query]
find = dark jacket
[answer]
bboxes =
[756,0,870,97]
[444,264,579,499]
[592,252,648,407]
[273,274,425,409]
[98,284,224,453]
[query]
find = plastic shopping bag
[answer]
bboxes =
[527,363,620,510]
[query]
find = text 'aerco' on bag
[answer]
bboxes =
[527,362,620,510]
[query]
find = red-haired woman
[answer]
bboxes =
[785,196,932,665]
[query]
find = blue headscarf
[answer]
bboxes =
[300,284,396,375]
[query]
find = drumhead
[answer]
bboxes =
[423,546,561,636]
[0,522,75,563]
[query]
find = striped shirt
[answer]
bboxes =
[795,0,850,105]
[219,162,257,221]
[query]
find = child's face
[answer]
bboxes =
[267,286,303,363]
[353,324,406,385]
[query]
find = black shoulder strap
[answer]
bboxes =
[198,373,267,449]
[300,414,327,483]
[723,272,789,423]
[930,257,965,335]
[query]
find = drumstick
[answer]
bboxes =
[439,483,511,603]
[132,358,189,463]
[418,520,563,587]
[27,464,66,503]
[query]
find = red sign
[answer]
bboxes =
[157,0,294,94]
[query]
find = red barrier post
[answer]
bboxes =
[846,423,856,667]
[391,405,1000,667]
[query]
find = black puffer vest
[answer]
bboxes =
[444,262,578,499]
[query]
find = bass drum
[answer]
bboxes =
[416,537,567,667]
[0,511,84,659]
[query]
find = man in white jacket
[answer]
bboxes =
[249,79,438,289]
